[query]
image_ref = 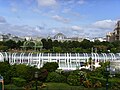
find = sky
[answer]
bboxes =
[0,0,120,38]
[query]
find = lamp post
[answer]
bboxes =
[35,72,38,90]
[106,65,110,90]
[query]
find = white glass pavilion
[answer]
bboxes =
[0,52,120,70]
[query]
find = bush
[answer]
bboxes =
[111,83,120,90]
[67,74,80,86]
[46,72,66,83]
[93,81,102,88]
[43,62,59,72]
[89,76,106,87]
[115,73,120,78]
[67,70,87,86]
[83,80,92,88]
[38,68,48,82]
[109,78,120,90]
[12,77,26,87]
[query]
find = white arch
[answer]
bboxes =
[0,52,4,62]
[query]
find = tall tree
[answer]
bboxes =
[4,40,17,49]
[47,39,53,50]
[41,38,47,49]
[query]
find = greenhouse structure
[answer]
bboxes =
[0,52,120,70]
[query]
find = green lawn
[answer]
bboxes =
[5,83,106,90]
[4,84,24,90]
[42,83,106,90]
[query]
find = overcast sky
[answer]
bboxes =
[0,0,120,38]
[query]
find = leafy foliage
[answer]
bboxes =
[0,37,120,53]
[46,72,66,83]
[38,68,48,81]
[67,70,87,86]
[83,80,92,88]
[12,77,26,87]
[43,62,59,72]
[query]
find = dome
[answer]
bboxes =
[53,33,67,39]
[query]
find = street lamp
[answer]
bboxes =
[106,65,110,90]
[35,72,38,90]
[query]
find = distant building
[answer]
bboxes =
[52,33,70,42]
[91,37,106,42]
[24,36,32,41]
[0,33,24,42]
[50,33,84,42]
[0,34,4,41]
[106,21,120,42]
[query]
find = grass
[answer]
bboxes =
[5,83,106,90]
[42,83,106,90]
[4,84,24,90]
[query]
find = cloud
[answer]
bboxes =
[62,8,71,13]
[36,0,57,7]
[52,15,70,23]
[10,1,18,13]
[11,7,18,12]
[0,23,43,36]
[71,25,83,31]
[92,20,116,29]
[78,0,86,5]
[0,16,7,23]
[47,26,85,37]
[32,8,41,13]
[0,16,117,38]
[80,20,117,38]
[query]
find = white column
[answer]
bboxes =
[5,52,8,61]
[38,53,41,68]
[69,53,72,69]
[102,53,105,62]
[41,53,43,67]
[11,53,15,64]
[104,53,107,62]
[75,53,77,69]
[20,53,23,64]
[13,53,17,64]
[8,52,11,64]
[0,52,4,62]
[112,53,116,61]
[22,53,25,64]
[27,53,31,65]
[30,53,33,66]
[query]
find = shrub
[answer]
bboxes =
[46,72,66,83]
[111,83,120,90]
[109,78,120,90]
[38,68,48,82]
[67,74,80,86]
[83,80,92,88]
[89,76,106,87]
[43,62,59,72]
[12,77,26,87]
[67,70,87,86]
[93,81,102,88]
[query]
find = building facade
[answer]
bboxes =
[51,33,84,42]
[0,33,24,42]
[106,21,120,42]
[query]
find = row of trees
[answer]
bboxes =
[41,39,120,53]
[0,39,120,53]
[0,40,23,51]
